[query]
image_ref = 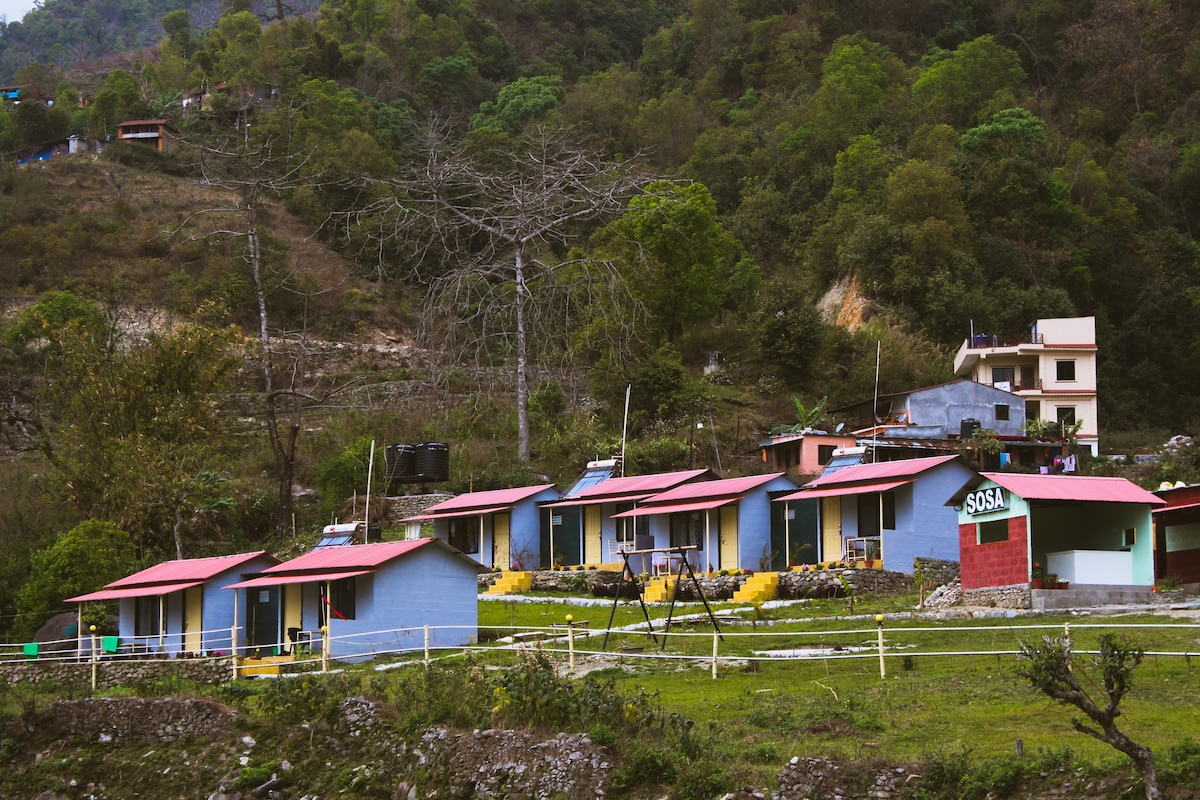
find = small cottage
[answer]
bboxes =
[542,468,717,568]
[226,539,482,661]
[950,473,1164,593]
[402,484,560,570]
[777,455,976,571]
[67,551,280,656]
[610,473,798,573]
[115,119,178,151]
[1153,483,1200,585]
[757,430,857,480]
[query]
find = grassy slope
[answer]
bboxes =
[480,593,1200,788]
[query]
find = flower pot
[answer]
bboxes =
[1031,578,1044,589]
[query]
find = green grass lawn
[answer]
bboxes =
[476,593,1200,776]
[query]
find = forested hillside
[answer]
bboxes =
[1,0,1200,638]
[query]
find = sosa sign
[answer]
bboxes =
[964,487,1006,515]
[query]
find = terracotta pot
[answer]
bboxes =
[1031,578,1044,589]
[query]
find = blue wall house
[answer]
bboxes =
[541,469,717,569]
[832,380,1054,469]
[776,455,976,571]
[67,551,280,656]
[610,473,797,573]
[226,539,483,661]
[402,484,560,570]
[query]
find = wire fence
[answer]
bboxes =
[4,618,1199,681]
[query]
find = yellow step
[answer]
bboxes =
[732,571,779,603]
[237,654,293,676]
[487,571,534,595]
[642,577,676,603]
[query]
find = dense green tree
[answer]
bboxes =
[88,69,145,139]
[471,75,566,134]
[603,181,747,342]
[752,280,825,386]
[13,519,135,640]
[3,292,242,557]
[911,34,1026,128]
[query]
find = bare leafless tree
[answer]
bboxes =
[334,123,655,462]
[172,133,355,538]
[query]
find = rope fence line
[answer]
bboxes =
[3,619,1198,681]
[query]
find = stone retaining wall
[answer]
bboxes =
[1,656,234,690]
[481,566,919,601]
[386,493,452,525]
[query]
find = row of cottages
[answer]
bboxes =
[777,455,976,571]
[405,469,801,575]
[67,539,481,662]
[778,454,1168,595]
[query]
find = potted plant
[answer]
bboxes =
[1046,573,1059,589]
[1031,562,1044,589]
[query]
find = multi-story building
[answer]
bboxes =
[953,316,1098,455]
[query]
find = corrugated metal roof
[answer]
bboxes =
[982,473,1165,505]
[566,469,714,501]
[261,539,433,573]
[404,504,515,521]
[639,473,788,503]
[225,570,375,589]
[611,497,736,517]
[542,493,656,509]
[807,455,960,488]
[67,580,206,603]
[776,479,912,502]
[410,484,557,516]
[106,551,276,588]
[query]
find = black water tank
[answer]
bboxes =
[960,418,981,439]
[415,442,450,482]
[390,443,417,481]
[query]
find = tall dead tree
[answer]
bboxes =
[177,135,350,538]
[339,124,654,463]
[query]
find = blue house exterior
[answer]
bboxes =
[403,484,561,570]
[777,455,975,572]
[542,469,717,568]
[612,473,798,573]
[67,551,280,656]
[227,539,482,662]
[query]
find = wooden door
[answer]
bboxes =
[718,506,739,570]
[494,513,511,570]
[183,586,203,653]
[584,505,602,564]
[821,497,843,563]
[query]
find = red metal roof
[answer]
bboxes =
[405,504,516,521]
[225,570,375,589]
[776,479,912,502]
[981,473,1165,505]
[67,580,206,603]
[611,498,736,518]
[106,551,276,588]
[409,484,557,516]
[638,473,788,503]
[805,455,960,488]
[542,493,656,509]
[260,539,433,573]
[566,469,713,501]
